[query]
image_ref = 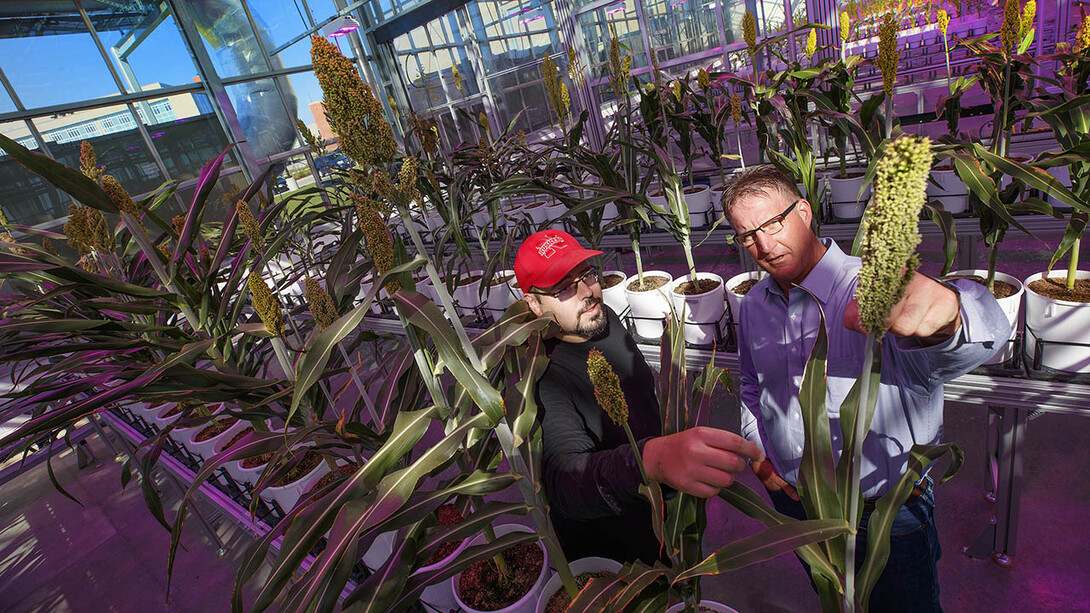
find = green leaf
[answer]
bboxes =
[922,202,958,276]
[834,341,882,527]
[395,291,505,425]
[658,319,688,435]
[675,519,851,581]
[855,443,963,608]
[718,483,844,586]
[290,256,426,424]
[792,292,841,527]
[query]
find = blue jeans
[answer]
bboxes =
[769,479,943,613]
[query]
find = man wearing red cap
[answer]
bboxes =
[516,229,761,564]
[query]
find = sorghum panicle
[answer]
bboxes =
[1020,1,1035,40]
[248,271,284,337]
[804,28,817,60]
[855,135,933,335]
[237,199,265,252]
[41,237,58,257]
[743,11,757,49]
[1000,0,1020,53]
[840,11,851,43]
[310,35,397,171]
[357,203,401,294]
[698,67,710,91]
[730,93,743,123]
[877,13,900,98]
[1076,14,1090,52]
[101,175,145,232]
[79,141,104,182]
[305,276,339,330]
[938,9,949,39]
[587,349,629,426]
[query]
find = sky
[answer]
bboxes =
[0,1,356,130]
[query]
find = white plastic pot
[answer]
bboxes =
[946,270,1023,365]
[827,172,871,219]
[185,417,247,460]
[623,271,674,340]
[725,270,763,323]
[666,600,740,612]
[534,557,622,613]
[927,168,969,214]
[600,270,629,317]
[1023,270,1090,373]
[453,271,485,317]
[260,456,331,513]
[486,269,522,314]
[683,184,713,215]
[363,526,472,611]
[524,201,550,226]
[453,524,549,613]
[670,272,726,346]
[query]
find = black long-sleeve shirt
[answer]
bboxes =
[536,307,663,564]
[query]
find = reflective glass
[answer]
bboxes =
[0,1,122,109]
[720,0,748,47]
[176,170,251,222]
[31,109,164,197]
[175,1,276,78]
[0,86,15,114]
[470,0,563,71]
[146,103,236,182]
[95,11,199,94]
[282,71,326,147]
[576,0,646,83]
[224,79,299,161]
[0,121,70,227]
[244,0,315,50]
[644,0,721,64]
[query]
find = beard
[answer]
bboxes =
[574,296,607,338]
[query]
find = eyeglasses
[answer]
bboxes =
[530,268,600,301]
[731,200,800,248]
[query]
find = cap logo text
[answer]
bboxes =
[536,235,567,258]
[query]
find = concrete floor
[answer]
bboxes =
[0,394,1088,612]
[1,231,1089,612]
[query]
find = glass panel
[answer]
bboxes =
[244,0,315,50]
[0,86,15,115]
[95,10,199,94]
[470,0,563,72]
[645,0,722,64]
[176,170,250,222]
[177,1,275,78]
[576,0,647,83]
[282,71,325,147]
[720,0,748,47]
[0,1,122,109]
[146,103,236,182]
[225,79,299,161]
[31,109,165,197]
[0,121,70,227]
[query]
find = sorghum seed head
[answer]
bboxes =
[587,349,629,426]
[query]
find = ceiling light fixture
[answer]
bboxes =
[323,15,361,38]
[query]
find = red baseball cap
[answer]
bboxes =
[514,229,603,292]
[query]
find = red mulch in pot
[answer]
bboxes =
[457,540,543,611]
[307,463,359,495]
[674,278,721,296]
[269,451,323,487]
[626,275,669,292]
[601,273,625,290]
[1028,277,1090,303]
[731,279,758,296]
[423,503,465,566]
[544,571,617,613]
[194,417,239,442]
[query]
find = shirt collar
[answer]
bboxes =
[762,237,844,305]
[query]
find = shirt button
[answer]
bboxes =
[794,413,800,420]
[790,313,797,320]
[796,445,803,453]
[791,347,797,353]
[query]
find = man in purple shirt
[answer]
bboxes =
[721,166,1010,612]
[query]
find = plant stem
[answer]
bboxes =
[481,524,511,584]
[844,333,877,613]
[1068,236,1081,291]
[987,245,998,292]
[623,423,649,482]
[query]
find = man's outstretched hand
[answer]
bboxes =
[844,273,961,344]
[643,427,762,498]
